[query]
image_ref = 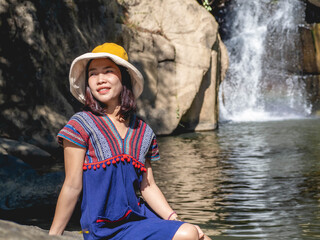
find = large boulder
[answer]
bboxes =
[122,0,228,134]
[0,138,52,167]
[0,0,227,145]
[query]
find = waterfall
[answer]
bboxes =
[219,0,312,122]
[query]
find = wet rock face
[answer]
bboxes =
[301,1,320,113]
[301,22,320,113]
[306,1,320,23]
[301,24,320,75]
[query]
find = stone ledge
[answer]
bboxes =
[0,220,82,240]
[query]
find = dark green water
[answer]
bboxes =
[154,118,320,239]
[3,118,319,239]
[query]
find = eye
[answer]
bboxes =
[105,69,113,73]
[89,72,97,77]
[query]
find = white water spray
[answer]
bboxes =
[219,0,312,122]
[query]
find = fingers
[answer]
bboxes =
[193,225,204,239]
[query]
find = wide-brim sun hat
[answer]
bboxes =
[69,43,144,104]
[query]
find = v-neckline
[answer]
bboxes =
[104,114,133,140]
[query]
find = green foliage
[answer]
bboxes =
[202,0,212,12]
[175,95,180,119]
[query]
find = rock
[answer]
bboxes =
[0,154,64,210]
[0,138,52,167]
[304,75,320,113]
[0,0,123,146]
[0,0,227,142]
[306,1,320,23]
[301,26,318,74]
[179,36,229,131]
[313,24,320,72]
[0,219,81,240]
[121,0,227,134]
[301,24,320,74]
[308,0,320,8]
[301,23,320,112]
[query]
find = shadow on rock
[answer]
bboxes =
[0,154,64,210]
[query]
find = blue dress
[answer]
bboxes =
[58,111,184,240]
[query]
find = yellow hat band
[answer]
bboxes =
[92,43,128,61]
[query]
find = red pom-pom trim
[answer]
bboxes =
[82,155,145,172]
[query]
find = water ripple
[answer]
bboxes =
[153,119,320,239]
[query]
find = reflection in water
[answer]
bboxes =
[1,119,320,239]
[154,132,225,236]
[153,119,320,239]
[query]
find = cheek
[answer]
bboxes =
[87,78,98,92]
[112,77,123,90]
[118,81,124,93]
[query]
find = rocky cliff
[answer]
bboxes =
[302,0,320,113]
[0,0,227,151]
[0,0,227,236]
[123,0,228,134]
[0,0,124,151]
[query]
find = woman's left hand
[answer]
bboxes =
[193,224,204,239]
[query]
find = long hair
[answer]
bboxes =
[83,59,136,120]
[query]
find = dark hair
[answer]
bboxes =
[83,59,136,120]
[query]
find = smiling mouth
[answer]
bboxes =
[97,87,110,94]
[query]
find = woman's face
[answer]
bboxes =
[88,58,122,106]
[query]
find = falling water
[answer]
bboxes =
[219,0,312,122]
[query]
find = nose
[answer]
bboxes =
[97,73,106,84]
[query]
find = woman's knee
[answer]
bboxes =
[172,223,199,240]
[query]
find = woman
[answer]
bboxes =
[49,43,211,240]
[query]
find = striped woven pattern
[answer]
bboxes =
[57,111,159,166]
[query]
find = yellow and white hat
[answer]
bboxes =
[69,43,144,104]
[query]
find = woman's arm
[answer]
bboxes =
[140,159,179,220]
[49,140,86,235]
[141,159,207,239]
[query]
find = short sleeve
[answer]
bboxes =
[57,114,88,148]
[145,135,160,161]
